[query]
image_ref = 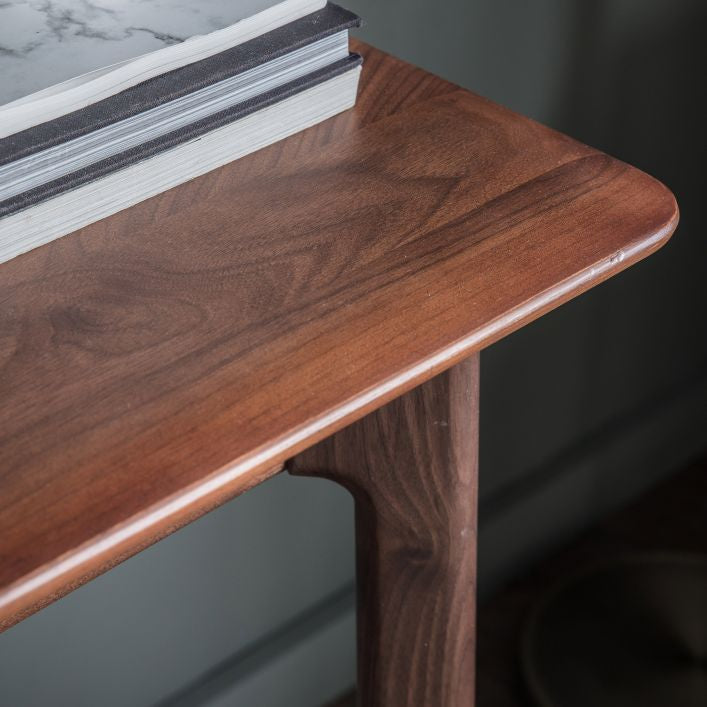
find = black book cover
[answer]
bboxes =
[0,3,361,218]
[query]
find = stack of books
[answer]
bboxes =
[0,0,362,265]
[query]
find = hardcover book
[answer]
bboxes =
[0,0,362,264]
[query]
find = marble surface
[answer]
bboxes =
[0,0,283,106]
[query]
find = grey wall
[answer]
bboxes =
[1,1,705,705]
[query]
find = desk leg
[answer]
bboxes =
[289,355,479,706]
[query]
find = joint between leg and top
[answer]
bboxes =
[288,355,480,707]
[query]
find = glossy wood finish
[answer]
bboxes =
[0,41,678,630]
[289,356,479,706]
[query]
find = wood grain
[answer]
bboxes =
[289,356,479,706]
[0,41,678,630]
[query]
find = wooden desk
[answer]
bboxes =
[0,41,677,705]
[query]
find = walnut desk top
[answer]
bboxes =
[0,41,678,630]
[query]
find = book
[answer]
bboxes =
[0,1,362,264]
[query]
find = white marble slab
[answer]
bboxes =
[0,0,286,105]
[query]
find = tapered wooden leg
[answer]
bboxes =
[288,356,479,706]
